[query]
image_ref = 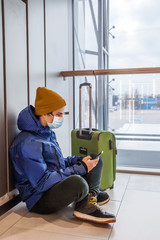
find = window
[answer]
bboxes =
[74,0,109,130]
[73,0,160,170]
[109,0,160,169]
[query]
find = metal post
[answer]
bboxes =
[79,86,82,135]
[72,0,75,129]
[97,0,104,130]
[89,85,92,133]
[103,0,110,130]
[94,73,98,128]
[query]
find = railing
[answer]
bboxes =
[63,67,160,172]
[61,67,160,77]
[61,66,160,129]
[61,67,160,172]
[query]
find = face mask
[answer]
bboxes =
[47,116,64,129]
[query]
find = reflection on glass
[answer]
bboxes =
[108,74,160,169]
[109,75,160,135]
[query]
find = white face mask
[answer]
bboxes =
[47,116,64,129]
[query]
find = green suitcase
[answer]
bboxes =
[71,83,117,190]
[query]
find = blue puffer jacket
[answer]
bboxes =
[10,105,87,211]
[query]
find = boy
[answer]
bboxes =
[10,87,116,224]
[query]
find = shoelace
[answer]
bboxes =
[88,193,99,207]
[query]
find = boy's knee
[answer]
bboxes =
[72,175,88,191]
[69,175,89,201]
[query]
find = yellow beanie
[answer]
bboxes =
[35,87,66,115]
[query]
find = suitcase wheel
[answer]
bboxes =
[110,184,114,189]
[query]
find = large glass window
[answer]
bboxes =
[108,74,160,168]
[109,0,160,169]
[73,0,160,170]
[74,0,109,130]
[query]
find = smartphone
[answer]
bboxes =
[95,151,104,159]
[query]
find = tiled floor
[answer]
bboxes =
[1,173,160,240]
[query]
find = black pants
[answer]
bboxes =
[31,154,103,214]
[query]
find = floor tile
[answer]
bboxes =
[14,202,118,239]
[127,174,160,192]
[100,200,120,217]
[106,173,130,202]
[0,226,104,240]
[109,189,160,240]
[0,202,28,236]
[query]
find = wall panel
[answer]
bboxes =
[4,0,28,190]
[0,0,73,204]
[45,0,73,156]
[0,0,7,198]
[28,0,45,105]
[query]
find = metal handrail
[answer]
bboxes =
[115,133,160,142]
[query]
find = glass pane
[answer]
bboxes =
[109,0,160,68]
[74,0,99,130]
[74,0,86,70]
[109,74,160,133]
[85,0,98,52]
[85,54,98,69]
[74,76,96,130]
[108,74,160,169]
[74,0,98,70]
[109,0,160,169]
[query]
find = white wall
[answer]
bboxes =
[28,0,45,104]
[45,0,73,157]
[28,0,73,157]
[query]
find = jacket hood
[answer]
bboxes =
[18,105,48,133]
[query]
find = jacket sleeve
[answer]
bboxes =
[64,155,82,167]
[19,140,87,193]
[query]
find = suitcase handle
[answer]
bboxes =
[79,83,92,136]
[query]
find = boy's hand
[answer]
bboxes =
[82,155,99,173]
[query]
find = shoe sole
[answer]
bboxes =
[97,197,110,206]
[73,211,116,224]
